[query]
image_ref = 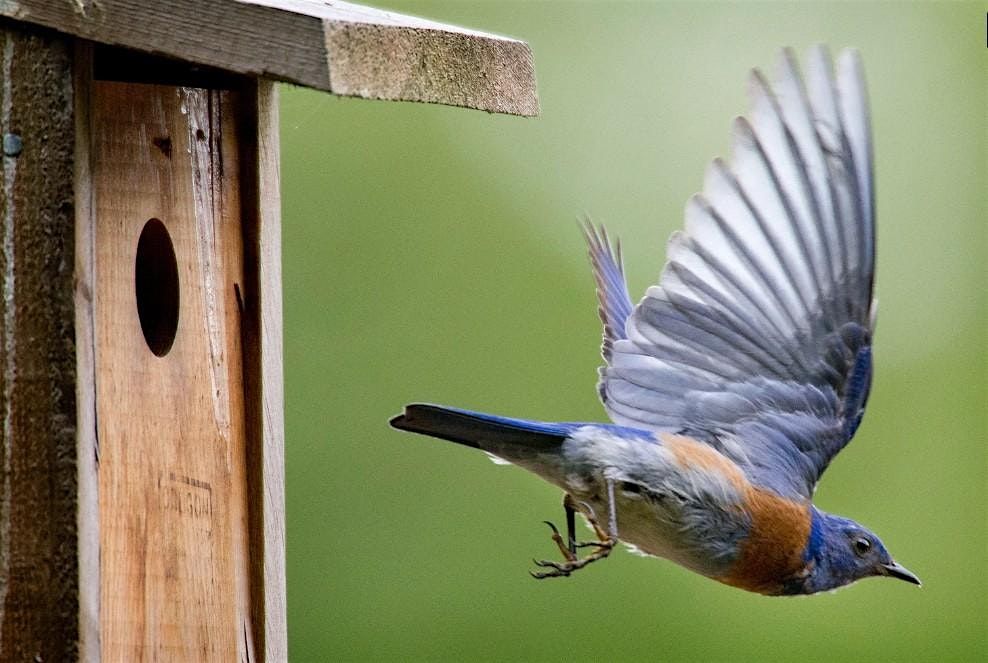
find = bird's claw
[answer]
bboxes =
[530,495,616,580]
[542,520,577,562]
[530,540,615,579]
[530,558,572,579]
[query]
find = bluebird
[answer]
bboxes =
[390,46,921,595]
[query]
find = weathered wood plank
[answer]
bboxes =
[257,83,287,663]
[238,78,287,662]
[3,0,540,116]
[255,79,287,662]
[72,39,101,663]
[93,81,255,661]
[0,23,80,662]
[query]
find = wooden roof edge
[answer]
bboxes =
[2,0,539,117]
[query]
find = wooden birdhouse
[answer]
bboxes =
[0,1,537,660]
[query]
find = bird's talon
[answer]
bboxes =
[530,558,572,579]
[542,520,577,561]
[530,494,617,580]
[533,558,566,571]
[531,569,570,579]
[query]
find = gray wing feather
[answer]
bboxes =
[597,47,875,499]
[583,220,634,361]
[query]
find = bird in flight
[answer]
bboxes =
[390,46,921,595]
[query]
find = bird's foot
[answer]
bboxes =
[530,498,616,579]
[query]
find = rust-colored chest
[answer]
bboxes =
[718,487,813,595]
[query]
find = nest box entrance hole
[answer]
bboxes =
[135,218,180,357]
[90,46,263,661]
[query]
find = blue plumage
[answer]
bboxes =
[391,46,919,595]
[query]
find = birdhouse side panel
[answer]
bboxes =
[0,24,80,663]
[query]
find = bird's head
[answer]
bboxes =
[798,508,921,594]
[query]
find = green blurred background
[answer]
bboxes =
[280,2,986,660]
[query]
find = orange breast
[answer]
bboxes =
[659,433,812,594]
[718,487,812,595]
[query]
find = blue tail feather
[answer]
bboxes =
[390,404,581,451]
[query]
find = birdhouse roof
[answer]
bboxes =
[2,0,539,116]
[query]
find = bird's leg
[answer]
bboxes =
[531,481,618,579]
[565,494,578,555]
[575,478,618,550]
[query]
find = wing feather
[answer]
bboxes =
[583,221,634,363]
[594,47,875,499]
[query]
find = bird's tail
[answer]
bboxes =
[389,404,574,454]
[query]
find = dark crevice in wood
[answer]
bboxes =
[94,43,251,89]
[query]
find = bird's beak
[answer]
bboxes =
[881,561,922,586]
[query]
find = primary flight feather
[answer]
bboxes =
[391,46,919,595]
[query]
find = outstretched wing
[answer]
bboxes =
[597,47,875,499]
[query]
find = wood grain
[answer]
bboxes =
[93,81,256,661]
[243,79,288,663]
[0,23,81,662]
[73,39,102,663]
[0,20,79,661]
[0,19,288,662]
[236,78,288,662]
[3,0,539,116]
[256,81,287,663]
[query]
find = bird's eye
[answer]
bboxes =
[853,537,871,556]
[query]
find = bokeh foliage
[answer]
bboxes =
[281,2,986,660]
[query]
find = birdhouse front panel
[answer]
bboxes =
[91,80,255,661]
